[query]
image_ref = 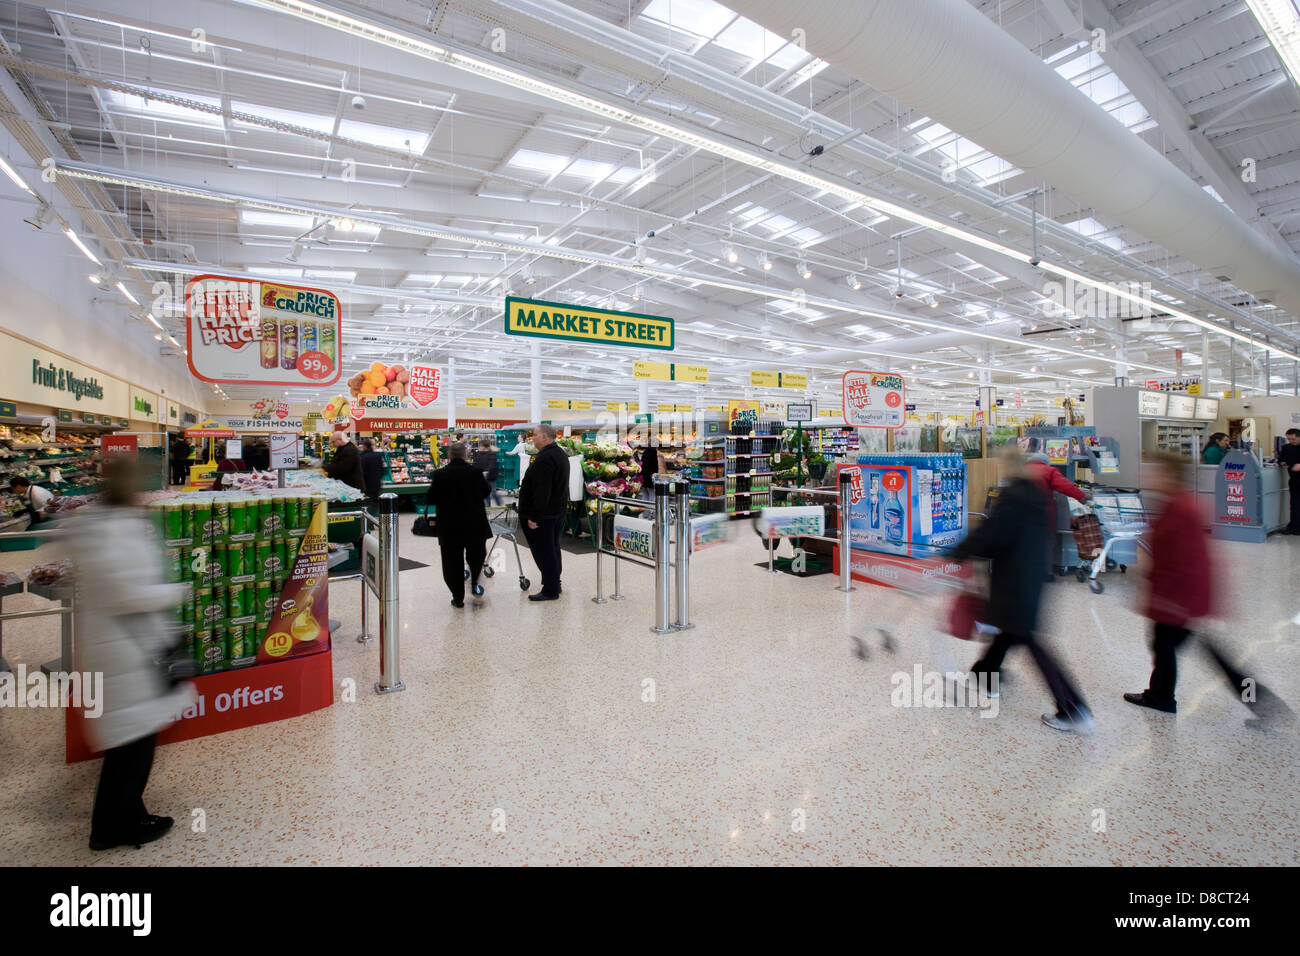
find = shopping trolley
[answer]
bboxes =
[1068,490,1150,594]
[464,502,531,591]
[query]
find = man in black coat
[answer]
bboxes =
[322,430,366,492]
[949,445,1093,734]
[518,423,570,601]
[359,439,386,502]
[426,442,492,607]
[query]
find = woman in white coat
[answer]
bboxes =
[72,458,196,851]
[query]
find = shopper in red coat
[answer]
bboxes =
[1124,453,1215,713]
[1027,452,1089,578]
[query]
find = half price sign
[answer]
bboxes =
[843,371,906,429]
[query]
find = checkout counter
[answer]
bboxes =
[1205,449,1288,542]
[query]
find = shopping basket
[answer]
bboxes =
[1069,494,1150,594]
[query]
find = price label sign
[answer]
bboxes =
[407,365,441,407]
[843,371,906,428]
[296,351,334,380]
[270,432,299,470]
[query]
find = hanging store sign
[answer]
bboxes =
[727,399,761,428]
[546,400,593,410]
[656,404,692,413]
[634,361,707,382]
[129,386,159,422]
[786,403,814,423]
[406,365,441,407]
[607,402,639,412]
[185,418,237,439]
[465,397,516,408]
[504,296,674,350]
[0,329,129,417]
[185,274,342,387]
[843,371,906,429]
[215,416,305,432]
[750,370,808,389]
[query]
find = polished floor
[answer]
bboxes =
[1,512,1297,866]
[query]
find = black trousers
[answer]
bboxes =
[973,632,1090,720]
[523,515,564,596]
[91,733,157,839]
[1146,622,1192,705]
[1289,476,1300,531]
[439,535,486,602]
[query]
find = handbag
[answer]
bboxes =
[944,590,988,641]
[412,503,438,537]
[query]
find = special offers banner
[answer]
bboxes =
[186,274,341,387]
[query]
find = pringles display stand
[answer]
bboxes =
[65,491,334,762]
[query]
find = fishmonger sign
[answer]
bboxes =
[843,371,906,428]
[186,274,342,387]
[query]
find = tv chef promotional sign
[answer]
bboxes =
[843,371,906,428]
[186,274,341,387]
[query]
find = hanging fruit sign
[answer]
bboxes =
[843,371,906,429]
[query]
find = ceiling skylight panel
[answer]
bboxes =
[507,148,569,176]
[240,210,314,230]
[232,103,334,134]
[103,90,223,128]
[337,119,431,154]
[642,0,737,41]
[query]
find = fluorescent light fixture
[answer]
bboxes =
[115,282,139,306]
[240,209,314,230]
[304,269,357,283]
[63,228,101,265]
[334,218,355,232]
[168,335,182,349]
[147,313,163,330]
[246,266,304,279]
[0,154,34,195]
[87,273,102,285]
[724,246,739,264]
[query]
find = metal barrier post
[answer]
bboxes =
[673,481,693,629]
[611,525,624,601]
[837,469,855,592]
[651,478,672,633]
[357,576,372,643]
[592,496,607,604]
[375,493,405,693]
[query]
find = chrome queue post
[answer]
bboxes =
[672,481,693,629]
[374,493,404,694]
[837,469,855,593]
[592,496,607,605]
[651,477,672,634]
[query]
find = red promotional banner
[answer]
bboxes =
[186,274,341,387]
[100,435,137,459]
[406,365,441,407]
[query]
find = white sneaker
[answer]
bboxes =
[1041,710,1094,735]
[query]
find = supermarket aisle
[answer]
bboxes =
[1,521,1298,866]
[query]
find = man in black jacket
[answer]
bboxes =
[949,445,1093,734]
[359,439,386,503]
[518,423,570,601]
[1281,428,1300,534]
[322,430,366,492]
[472,438,501,505]
[426,442,492,607]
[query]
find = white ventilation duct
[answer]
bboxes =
[726,0,1300,320]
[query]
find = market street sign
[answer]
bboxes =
[505,296,674,350]
[634,361,708,382]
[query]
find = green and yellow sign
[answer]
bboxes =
[634,361,708,383]
[505,296,673,350]
[750,370,808,389]
[546,399,592,410]
[656,403,692,413]
[466,397,516,408]
[607,401,640,412]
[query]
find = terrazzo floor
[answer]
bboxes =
[1,512,1298,866]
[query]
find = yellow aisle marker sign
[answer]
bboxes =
[607,402,640,412]
[505,296,673,350]
[634,361,709,382]
[465,397,516,408]
[546,399,592,410]
[656,404,692,413]
[750,370,808,389]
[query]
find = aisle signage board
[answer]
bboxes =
[750,370,808,389]
[547,400,592,410]
[1138,390,1168,417]
[607,402,639,412]
[1194,397,1219,421]
[0,329,130,417]
[185,418,237,439]
[185,274,342,387]
[1166,394,1196,419]
[634,361,708,382]
[505,296,674,350]
[57,410,72,423]
[466,397,516,408]
[216,416,305,432]
[727,399,761,428]
[786,403,814,423]
[656,403,692,413]
[270,432,299,469]
[843,371,906,428]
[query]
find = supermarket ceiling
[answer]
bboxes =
[3,0,1300,411]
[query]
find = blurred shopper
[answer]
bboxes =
[73,457,196,851]
[1121,452,1289,723]
[1027,450,1090,580]
[519,423,570,602]
[249,439,271,472]
[950,445,1094,734]
[169,434,191,485]
[473,437,501,505]
[640,444,659,489]
[9,475,54,524]
[210,443,247,491]
[322,430,365,492]
[359,439,385,504]
[1201,432,1230,465]
[427,442,492,607]
[1281,429,1300,535]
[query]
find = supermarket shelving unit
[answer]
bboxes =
[725,421,781,517]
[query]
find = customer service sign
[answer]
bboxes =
[186,274,342,387]
[504,296,674,350]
